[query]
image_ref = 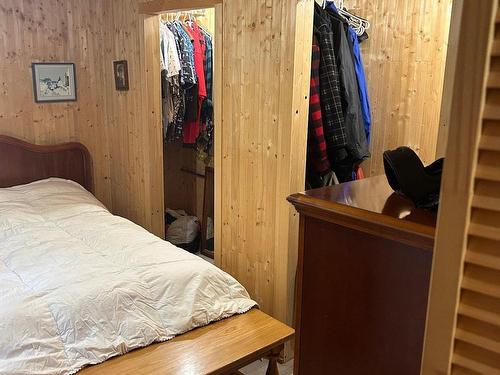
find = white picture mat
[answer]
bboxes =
[33,63,76,102]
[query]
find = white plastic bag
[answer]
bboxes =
[166,214,200,245]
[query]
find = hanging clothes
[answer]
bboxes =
[326,7,369,164]
[307,3,371,186]
[172,21,197,87]
[188,22,207,98]
[160,17,215,162]
[176,22,199,139]
[201,30,213,100]
[348,27,371,144]
[308,35,331,175]
[165,21,195,140]
[160,23,181,78]
[354,165,365,180]
[196,98,214,163]
[196,29,214,161]
[160,23,182,139]
[183,21,207,144]
[327,2,371,145]
[313,6,347,153]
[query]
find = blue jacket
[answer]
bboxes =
[328,3,372,144]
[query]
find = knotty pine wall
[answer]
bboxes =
[349,0,453,175]
[0,0,164,236]
[218,0,313,344]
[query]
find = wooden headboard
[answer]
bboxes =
[0,135,93,193]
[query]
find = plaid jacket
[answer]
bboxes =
[314,7,347,150]
[308,36,331,174]
[202,30,213,100]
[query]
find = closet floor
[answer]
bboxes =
[197,252,215,264]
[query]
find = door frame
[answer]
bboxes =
[140,0,223,266]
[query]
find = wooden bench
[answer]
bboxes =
[79,309,294,375]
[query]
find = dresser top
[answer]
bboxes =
[288,175,437,250]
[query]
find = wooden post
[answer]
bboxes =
[266,345,283,375]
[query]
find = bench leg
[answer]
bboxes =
[266,346,283,375]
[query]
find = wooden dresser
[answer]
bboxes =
[288,175,437,375]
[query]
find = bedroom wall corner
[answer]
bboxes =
[0,0,113,209]
[0,0,165,237]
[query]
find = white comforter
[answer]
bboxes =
[0,179,256,375]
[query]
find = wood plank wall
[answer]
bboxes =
[348,0,453,176]
[0,0,112,205]
[219,0,313,353]
[0,0,164,237]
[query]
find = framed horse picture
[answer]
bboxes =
[32,62,77,103]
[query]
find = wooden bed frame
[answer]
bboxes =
[0,135,294,374]
[0,135,93,192]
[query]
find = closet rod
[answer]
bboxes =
[161,10,206,18]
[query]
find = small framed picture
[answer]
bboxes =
[113,60,129,91]
[32,63,77,103]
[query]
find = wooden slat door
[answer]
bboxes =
[422,1,500,374]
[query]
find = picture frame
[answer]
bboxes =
[32,63,77,103]
[113,60,129,91]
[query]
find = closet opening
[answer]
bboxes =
[158,6,219,262]
[307,0,453,190]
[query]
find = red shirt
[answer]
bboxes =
[186,21,206,98]
[183,21,207,144]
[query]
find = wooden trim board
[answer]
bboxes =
[79,309,294,375]
[421,0,497,373]
[139,0,221,15]
[139,0,222,261]
[436,0,465,158]
[214,2,223,268]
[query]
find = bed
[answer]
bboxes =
[0,135,294,375]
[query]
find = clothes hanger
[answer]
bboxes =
[184,12,194,27]
[333,0,371,35]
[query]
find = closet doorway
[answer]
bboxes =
[142,1,222,263]
[306,0,454,189]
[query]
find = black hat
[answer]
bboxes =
[383,147,444,209]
